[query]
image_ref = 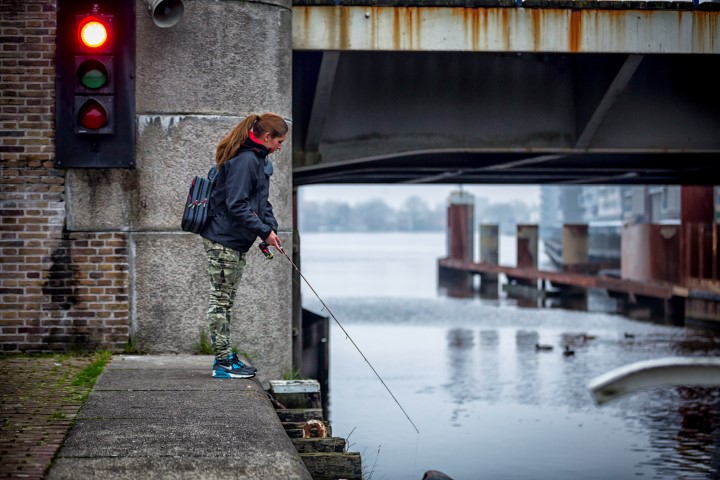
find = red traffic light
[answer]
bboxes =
[72,12,114,135]
[57,0,135,167]
[78,99,108,130]
[78,17,108,49]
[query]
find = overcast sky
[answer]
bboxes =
[298,184,540,209]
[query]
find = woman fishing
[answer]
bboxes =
[200,112,288,379]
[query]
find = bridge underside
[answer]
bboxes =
[292,7,720,186]
[293,51,719,186]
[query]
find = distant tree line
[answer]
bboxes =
[299,196,536,233]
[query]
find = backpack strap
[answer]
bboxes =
[208,164,227,218]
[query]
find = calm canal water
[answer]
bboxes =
[299,231,720,480]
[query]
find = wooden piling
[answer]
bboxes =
[270,379,362,480]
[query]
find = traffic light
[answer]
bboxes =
[56,1,135,168]
[75,12,114,135]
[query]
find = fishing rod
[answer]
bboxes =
[259,242,420,435]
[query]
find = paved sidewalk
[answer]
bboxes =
[0,355,96,479]
[46,355,312,480]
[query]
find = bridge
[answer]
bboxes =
[290,1,720,186]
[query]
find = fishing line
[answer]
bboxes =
[278,246,420,435]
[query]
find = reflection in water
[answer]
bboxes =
[515,330,540,406]
[301,232,720,480]
[317,296,720,480]
[445,328,477,426]
[674,388,720,477]
[478,330,502,404]
[479,330,499,348]
[637,387,720,478]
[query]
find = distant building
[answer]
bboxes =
[539,186,561,239]
[581,186,623,224]
[621,186,680,224]
[540,185,623,267]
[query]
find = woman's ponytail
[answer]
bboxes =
[215,114,259,167]
[215,113,287,168]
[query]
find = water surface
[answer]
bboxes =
[299,232,720,480]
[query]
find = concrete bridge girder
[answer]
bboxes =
[291,6,720,185]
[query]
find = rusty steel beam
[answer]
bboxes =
[293,6,720,54]
[438,257,682,299]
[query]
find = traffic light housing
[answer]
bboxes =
[56,1,135,168]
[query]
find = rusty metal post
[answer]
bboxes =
[514,224,538,288]
[479,224,499,295]
[680,186,715,284]
[517,224,539,269]
[621,224,680,284]
[479,224,499,265]
[562,224,589,272]
[439,191,475,295]
[446,191,475,262]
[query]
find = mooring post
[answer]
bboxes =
[559,224,589,305]
[516,224,539,287]
[562,224,589,272]
[479,224,499,295]
[438,191,475,295]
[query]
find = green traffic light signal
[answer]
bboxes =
[77,59,109,90]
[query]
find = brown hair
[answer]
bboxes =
[215,113,289,168]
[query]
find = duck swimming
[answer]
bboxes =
[563,345,575,356]
[535,344,553,351]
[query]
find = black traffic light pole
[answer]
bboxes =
[55,1,136,168]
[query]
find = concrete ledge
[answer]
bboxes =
[49,456,310,480]
[47,355,312,480]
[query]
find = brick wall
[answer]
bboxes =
[1,0,130,352]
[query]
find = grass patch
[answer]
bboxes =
[123,336,143,354]
[196,329,213,355]
[281,368,304,380]
[232,348,256,362]
[72,350,111,390]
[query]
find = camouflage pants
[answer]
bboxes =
[203,238,246,360]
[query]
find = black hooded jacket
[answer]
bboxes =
[200,137,278,253]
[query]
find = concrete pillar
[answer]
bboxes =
[562,224,589,272]
[479,224,499,295]
[516,224,539,269]
[65,0,293,379]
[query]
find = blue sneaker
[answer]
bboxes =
[212,358,256,379]
[213,353,257,373]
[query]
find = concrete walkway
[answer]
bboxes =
[46,355,313,480]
